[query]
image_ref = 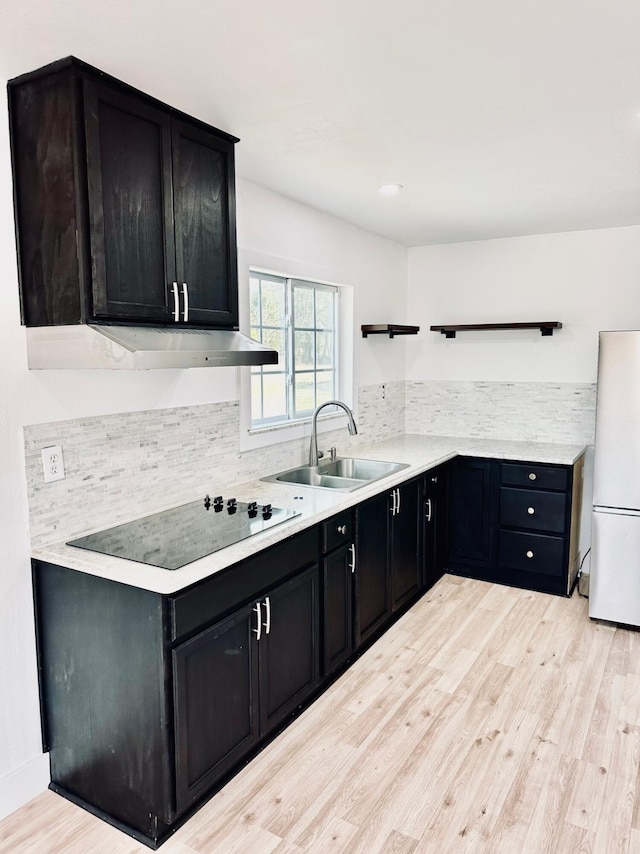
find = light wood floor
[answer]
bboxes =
[2,574,639,853]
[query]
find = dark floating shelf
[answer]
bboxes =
[429,321,562,339]
[361,324,420,339]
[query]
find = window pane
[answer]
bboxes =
[294,330,314,371]
[294,285,314,328]
[316,371,335,406]
[262,374,287,420]
[315,289,334,330]
[261,328,286,372]
[249,278,261,326]
[261,280,285,327]
[294,373,315,414]
[316,330,334,368]
[250,325,262,343]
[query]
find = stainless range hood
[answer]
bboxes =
[25,325,278,369]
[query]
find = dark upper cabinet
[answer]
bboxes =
[8,56,239,328]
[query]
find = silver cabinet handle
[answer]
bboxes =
[396,488,401,515]
[182,283,189,322]
[337,524,347,535]
[527,506,535,515]
[390,489,397,516]
[253,601,262,641]
[529,472,537,481]
[430,476,438,484]
[172,282,179,322]
[526,550,534,559]
[425,498,432,523]
[349,543,356,574]
[263,596,271,635]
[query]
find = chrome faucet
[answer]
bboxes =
[309,400,358,466]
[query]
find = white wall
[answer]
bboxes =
[406,226,640,383]
[0,104,407,813]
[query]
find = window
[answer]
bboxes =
[249,272,339,427]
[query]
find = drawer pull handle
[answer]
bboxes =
[337,524,347,535]
[526,550,534,559]
[527,506,535,515]
[529,472,537,481]
[253,601,262,641]
[263,596,271,635]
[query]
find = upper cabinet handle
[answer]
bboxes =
[172,282,179,322]
[182,283,189,322]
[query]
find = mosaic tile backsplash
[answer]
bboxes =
[23,379,594,547]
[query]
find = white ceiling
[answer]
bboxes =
[2,0,640,246]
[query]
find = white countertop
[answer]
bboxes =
[31,434,587,595]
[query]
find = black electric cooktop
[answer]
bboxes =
[67,496,300,570]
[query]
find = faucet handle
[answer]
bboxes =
[317,449,324,461]
[329,446,337,461]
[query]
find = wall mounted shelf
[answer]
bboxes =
[429,321,562,339]
[361,324,420,339]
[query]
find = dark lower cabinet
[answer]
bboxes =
[447,455,584,596]
[173,564,319,814]
[390,478,422,610]
[321,504,356,678]
[355,491,391,647]
[448,457,495,570]
[423,464,449,590]
[355,478,423,648]
[173,605,258,813]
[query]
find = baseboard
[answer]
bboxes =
[0,753,50,821]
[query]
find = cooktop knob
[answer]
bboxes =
[204,494,211,510]
[247,501,258,518]
[213,495,224,512]
[227,497,237,514]
[262,503,273,520]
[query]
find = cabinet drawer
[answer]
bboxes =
[499,530,565,577]
[501,463,568,492]
[170,527,319,641]
[500,487,566,533]
[322,511,354,554]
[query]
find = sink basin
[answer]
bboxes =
[262,457,410,492]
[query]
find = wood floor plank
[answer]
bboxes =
[5,576,640,853]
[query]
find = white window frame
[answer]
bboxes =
[238,257,354,452]
[250,274,339,428]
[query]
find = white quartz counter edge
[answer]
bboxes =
[31,434,587,595]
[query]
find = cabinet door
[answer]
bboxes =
[172,604,259,813]
[172,119,238,327]
[423,465,449,590]
[355,492,390,647]
[258,564,320,735]
[449,457,495,569]
[322,543,354,676]
[390,479,422,611]
[84,81,176,321]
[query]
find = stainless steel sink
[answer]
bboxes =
[262,457,410,492]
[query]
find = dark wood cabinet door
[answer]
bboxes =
[355,492,390,647]
[322,543,354,676]
[258,565,320,735]
[172,119,238,327]
[423,465,449,590]
[390,478,422,611]
[449,457,495,569]
[172,604,259,813]
[84,81,176,321]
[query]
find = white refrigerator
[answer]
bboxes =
[590,330,640,625]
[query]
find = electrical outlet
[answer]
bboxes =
[41,445,65,483]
